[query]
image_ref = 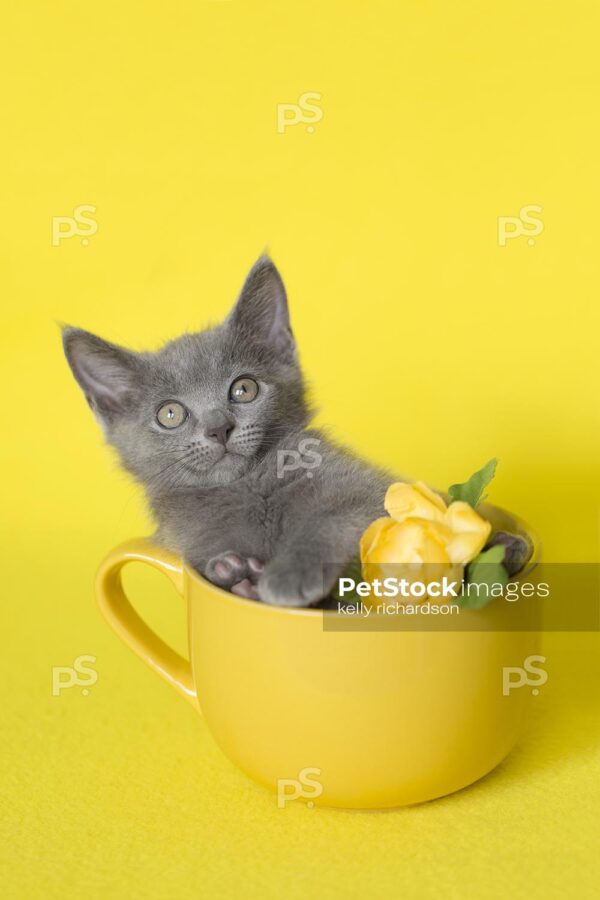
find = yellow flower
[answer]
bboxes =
[359,482,492,604]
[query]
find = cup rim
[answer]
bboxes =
[184,502,541,618]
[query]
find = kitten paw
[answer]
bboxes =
[231,578,260,601]
[205,552,264,592]
[258,563,326,608]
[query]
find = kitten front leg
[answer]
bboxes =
[258,557,341,607]
[205,552,265,600]
[258,517,361,607]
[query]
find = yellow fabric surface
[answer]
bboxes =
[1,1,599,897]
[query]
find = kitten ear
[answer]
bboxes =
[229,256,295,360]
[62,327,141,417]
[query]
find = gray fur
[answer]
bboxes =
[63,256,392,607]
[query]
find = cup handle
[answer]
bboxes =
[95,538,198,708]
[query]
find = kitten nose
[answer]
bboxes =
[207,423,233,447]
[205,412,235,447]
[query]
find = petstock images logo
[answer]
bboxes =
[320,563,600,632]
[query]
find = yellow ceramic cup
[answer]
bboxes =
[95,504,540,809]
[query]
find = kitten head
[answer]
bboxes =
[63,256,310,491]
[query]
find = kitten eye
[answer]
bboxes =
[156,401,188,429]
[229,377,259,403]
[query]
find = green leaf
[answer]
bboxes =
[460,545,508,610]
[448,458,498,508]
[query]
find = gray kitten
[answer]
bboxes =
[63,257,391,606]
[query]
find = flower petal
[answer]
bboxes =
[359,516,397,563]
[384,482,446,524]
[444,501,491,564]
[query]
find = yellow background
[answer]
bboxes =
[1,2,599,898]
